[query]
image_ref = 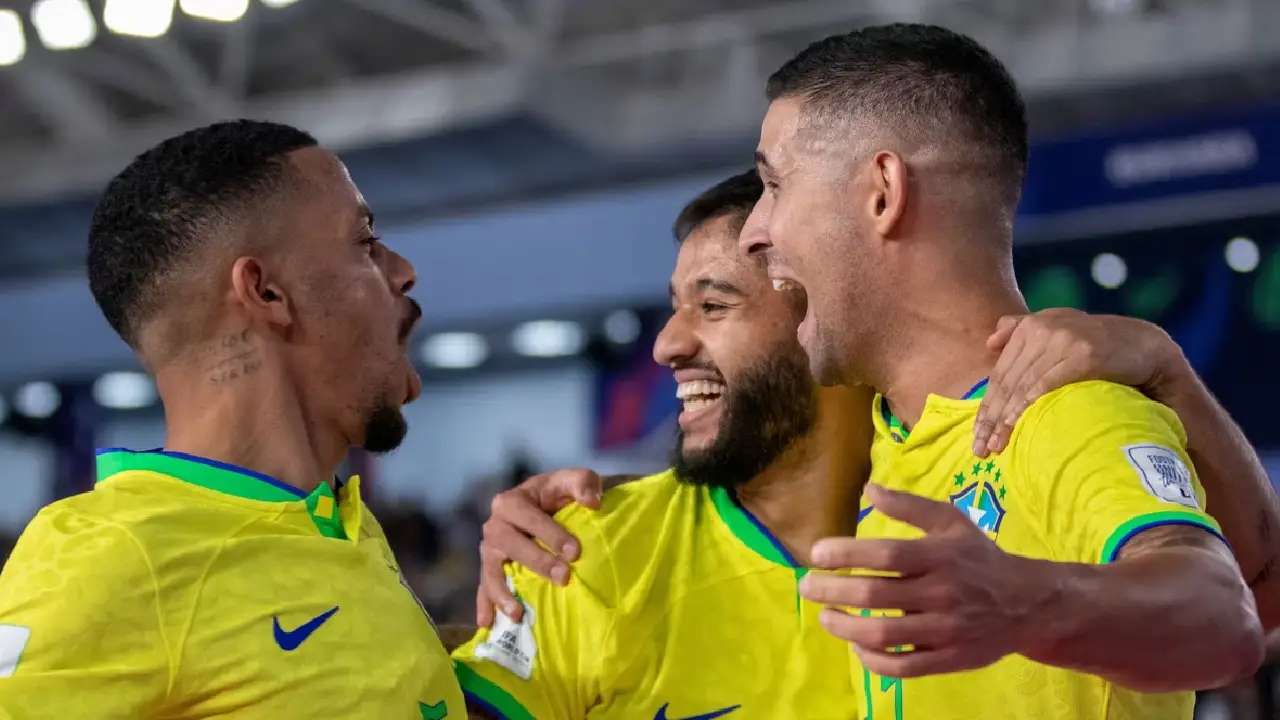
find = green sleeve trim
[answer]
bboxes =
[1100,510,1227,563]
[453,661,538,720]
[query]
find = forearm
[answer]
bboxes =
[1020,549,1264,691]
[1150,360,1280,627]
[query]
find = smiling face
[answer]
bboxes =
[739,97,883,388]
[655,213,818,489]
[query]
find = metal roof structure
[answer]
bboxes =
[0,0,1278,278]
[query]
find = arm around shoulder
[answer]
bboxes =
[1012,382,1264,691]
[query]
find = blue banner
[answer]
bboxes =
[1020,105,1280,218]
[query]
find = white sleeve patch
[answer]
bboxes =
[1124,444,1199,509]
[474,577,537,680]
[0,624,30,678]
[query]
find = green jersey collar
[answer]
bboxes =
[709,485,801,569]
[881,377,989,442]
[95,448,347,540]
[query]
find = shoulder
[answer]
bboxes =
[554,470,700,566]
[511,470,699,609]
[1,496,154,604]
[1012,380,1184,447]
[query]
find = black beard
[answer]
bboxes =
[670,341,818,490]
[362,403,409,454]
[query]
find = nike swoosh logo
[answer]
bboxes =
[273,606,339,651]
[654,703,741,720]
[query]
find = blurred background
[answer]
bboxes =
[0,0,1278,715]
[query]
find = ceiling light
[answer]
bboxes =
[31,0,97,50]
[1225,237,1260,273]
[0,10,27,66]
[14,382,60,419]
[603,310,641,345]
[180,0,249,22]
[1090,253,1127,289]
[104,0,175,38]
[260,0,300,7]
[512,320,586,358]
[93,372,157,410]
[421,332,489,369]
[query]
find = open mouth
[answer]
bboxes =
[676,380,726,413]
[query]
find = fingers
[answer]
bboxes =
[860,484,964,535]
[799,573,949,612]
[477,542,523,622]
[986,314,1025,351]
[856,643,968,679]
[818,609,957,654]
[541,468,604,511]
[481,517,569,585]
[975,322,1040,456]
[808,536,934,577]
[475,585,494,629]
[490,488,581,563]
[531,468,603,514]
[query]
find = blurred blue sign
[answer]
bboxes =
[1020,105,1280,217]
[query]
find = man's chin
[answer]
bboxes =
[361,406,409,455]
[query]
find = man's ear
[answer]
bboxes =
[867,150,909,238]
[229,256,292,329]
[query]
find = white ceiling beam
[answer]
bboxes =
[1,0,1279,204]
[457,0,534,56]
[5,59,117,142]
[136,36,240,119]
[0,62,528,203]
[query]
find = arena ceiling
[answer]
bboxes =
[0,0,1278,277]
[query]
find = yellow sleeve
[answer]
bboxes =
[451,506,619,720]
[1011,381,1226,564]
[0,507,172,718]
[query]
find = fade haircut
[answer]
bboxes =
[766,23,1029,209]
[672,170,764,244]
[88,119,318,349]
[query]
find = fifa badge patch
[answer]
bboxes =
[1124,444,1198,509]
[475,577,537,680]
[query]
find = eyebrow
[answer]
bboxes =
[695,277,744,296]
[754,150,773,173]
[669,277,746,300]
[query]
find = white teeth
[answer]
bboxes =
[676,380,727,402]
[772,279,795,291]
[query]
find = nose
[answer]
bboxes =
[738,203,771,257]
[653,310,698,368]
[388,247,416,295]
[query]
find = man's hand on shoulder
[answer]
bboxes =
[475,468,642,627]
[974,308,1178,456]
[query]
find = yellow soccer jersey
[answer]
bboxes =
[857,379,1225,720]
[452,471,862,719]
[0,448,464,720]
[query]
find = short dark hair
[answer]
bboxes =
[672,170,764,243]
[88,119,318,347]
[767,23,1028,206]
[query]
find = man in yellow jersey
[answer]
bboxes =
[451,171,1274,719]
[741,22,1264,719]
[0,121,463,719]
[454,170,874,719]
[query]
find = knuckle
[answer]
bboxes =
[490,491,513,515]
